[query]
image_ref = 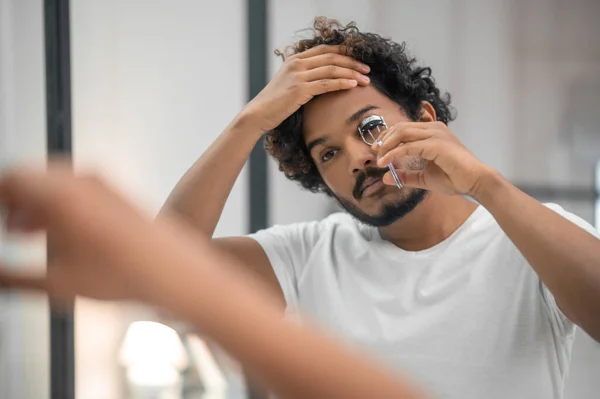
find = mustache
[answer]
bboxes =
[353,167,389,200]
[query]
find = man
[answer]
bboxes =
[162,17,600,399]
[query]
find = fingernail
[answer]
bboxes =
[361,75,370,83]
[349,79,358,86]
[361,64,370,72]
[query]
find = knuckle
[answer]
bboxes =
[289,71,302,83]
[79,172,101,184]
[286,58,302,71]
[87,174,106,186]
[54,185,80,214]
[319,79,330,89]
[78,174,107,193]
[325,52,336,61]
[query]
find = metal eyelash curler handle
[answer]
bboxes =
[378,144,404,189]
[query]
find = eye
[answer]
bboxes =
[358,115,386,145]
[320,149,339,163]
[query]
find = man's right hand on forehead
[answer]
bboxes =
[240,45,371,134]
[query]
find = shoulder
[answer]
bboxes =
[542,202,599,238]
[245,213,371,309]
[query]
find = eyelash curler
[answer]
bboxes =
[358,115,403,189]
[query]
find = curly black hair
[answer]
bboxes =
[264,17,456,195]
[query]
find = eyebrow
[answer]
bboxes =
[306,136,329,154]
[346,104,380,125]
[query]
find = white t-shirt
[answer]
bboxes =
[249,203,599,399]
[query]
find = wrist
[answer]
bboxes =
[231,108,269,140]
[469,167,509,206]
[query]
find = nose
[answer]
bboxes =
[347,137,377,176]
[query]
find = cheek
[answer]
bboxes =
[318,162,354,194]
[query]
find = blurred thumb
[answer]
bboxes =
[0,268,49,292]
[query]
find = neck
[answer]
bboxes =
[378,193,478,251]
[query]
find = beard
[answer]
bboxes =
[333,187,428,227]
[329,164,428,227]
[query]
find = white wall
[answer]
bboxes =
[70,1,248,398]
[71,0,248,228]
[268,1,600,398]
[0,1,49,399]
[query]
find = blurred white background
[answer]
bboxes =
[0,0,48,397]
[1,0,599,398]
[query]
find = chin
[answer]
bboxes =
[375,185,418,203]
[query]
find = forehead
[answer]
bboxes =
[302,85,399,142]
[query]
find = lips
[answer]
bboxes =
[360,177,383,196]
[352,168,389,200]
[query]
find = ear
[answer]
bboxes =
[419,101,437,122]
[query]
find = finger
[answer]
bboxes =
[374,123,430,147]
[0,267,75,313]
[0,162,68,206]
[374,127,434,157]
[292,44,342,59]
[0,179,52,232]
[382,170,428,189]
[377,140,438,166]
[307,78,358,96]
[4,208,47,233]
[301,53,370,74]
[0,160,75,226]
[0,269,49,292]
[302,65,370,86]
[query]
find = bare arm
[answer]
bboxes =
[159,45,372,310]
[158,114,263,236]
[474,171,600,341]
[213,236,286,307]
[373,120,600,342]
[0,167,431,399]
[159,44,371,238]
